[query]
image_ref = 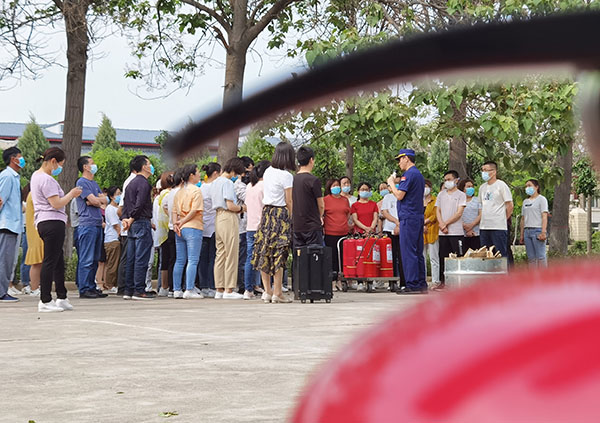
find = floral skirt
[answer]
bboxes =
[252,205,291,275]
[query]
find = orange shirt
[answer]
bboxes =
[323,194,351,236]
[173,184,204,231]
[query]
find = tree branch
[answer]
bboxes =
[180,0,232,33]
[248,0,267,25]
[244,0,298,44]
[212,25,229,49]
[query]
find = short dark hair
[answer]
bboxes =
[249,160,270,186]
[77,156,91,172]
[297,145,315,167]
[405,155,415,164]
[340,176,352,185]
[130,155,149,173]
[107,186,120,199]
[325,178,341,196]
[181,164,198,183]
[223,157,246,175]
[201,162,221,178]
[483,161,497,170]
[458,178,474,192]
[358,181,372,191]
[527,178,541,192]
[271,142,296,171]
[40,147,65,164]
[240,156,254,169]
[424,179,432,188]
[173,168,184,186]
[3,147,21,166]
[444,170,459,179]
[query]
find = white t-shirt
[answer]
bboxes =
[436,189,467,236]
[479,180,513,230]
[522,195,549,228]
[166,186,181,230]
[200,182,216,237]
[234,178,247,234]
[104,204,121,244]
[381,193,398,233]
[119,172,136,236]
[262,167,294,207]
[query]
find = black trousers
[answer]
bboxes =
[293,230,324,249]
[117,235,129,293]
[37,220,67,304]
[438,235,463,282]
[324,234,344,275]
[462,235,481,252]
[160,230,176,290]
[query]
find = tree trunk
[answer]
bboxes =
[587,195,593,254]
[345,140,354,183]
[449,100,468,179]
[218,43,247,163]
[549,141,573,256]
[60,0,89,258]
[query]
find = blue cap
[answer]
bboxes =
[395,148,416,159]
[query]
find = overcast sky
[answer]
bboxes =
[0,30,304,132]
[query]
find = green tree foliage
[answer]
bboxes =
[239,132,275,162]
[92,149,163,190]
[17,118,50,184]
[573,156,598,198]
[92,114,120,153]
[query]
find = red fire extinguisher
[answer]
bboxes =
[363,237,380,278]
[355,238,367,278]
[378,236,394,277]
[341,237,357,278]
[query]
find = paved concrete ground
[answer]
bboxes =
[1,286,426,423]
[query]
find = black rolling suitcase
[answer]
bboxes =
[293,244,333,303]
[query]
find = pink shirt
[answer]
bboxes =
[30,170,67,226]
[246,181,264,231]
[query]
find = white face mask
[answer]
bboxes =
[444,180,456,190]
[423,187,431,196]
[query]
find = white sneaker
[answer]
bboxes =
[223,291,243,299]
[29,288,40,297]
[357,283,367,292]
[193,286,202,294]
[21,285,32,295]
[214,291,224,299]
[158,288,169,297]
[243,290,255,300]
[8,286,22,296]
[55,298,74,311]
[183,290,204,299]
[123,295,132,300]
[201,288,216,298]
[173,290,184,299]
[349,282,359,290]
[167,291,174,298]
[107,287,118,294]
[38,300,64,313]
[282,286,289,293]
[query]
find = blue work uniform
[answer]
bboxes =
[396,166,427,291]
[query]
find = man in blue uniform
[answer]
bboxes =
[388,149,428,294]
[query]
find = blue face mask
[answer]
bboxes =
[331,186,341,195]
[395,183,401,190]
[231,176,239,182]
[466,187,475,197]
[525,186,536,196]
[18,157,25,168]
[114,195,121,204]
[89,164,98,175]
[380,189,389,197]
[51,165,63,177]
[342,186,351,194]
[359,191,372,199]
[149,164,155,175]
[481,171,491,182]
[196,181,202,187]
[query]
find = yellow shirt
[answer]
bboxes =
[424,195,439,245]
[173,184,204,231]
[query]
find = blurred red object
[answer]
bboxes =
[292,261,600,422]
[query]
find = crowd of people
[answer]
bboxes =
[0,142,549,309]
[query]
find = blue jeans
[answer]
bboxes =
[244,231,260,292]
[20,230,30,286]
[199,234,216,289]
[173,228,203,291]
[524,228,547,266]
[480,229,509,259]
[77,225,103,294]
[125,220,153,295]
